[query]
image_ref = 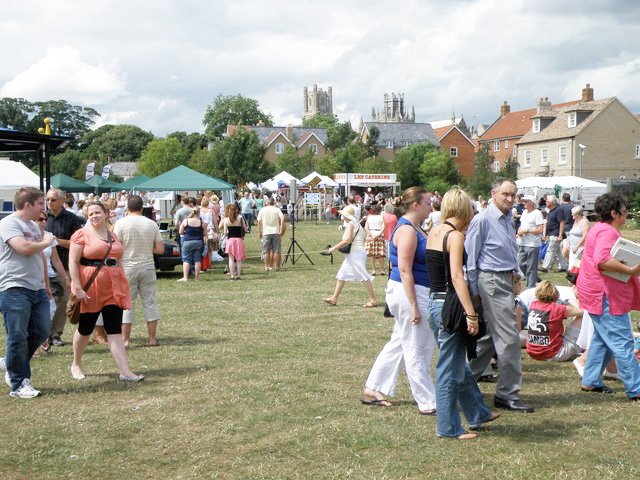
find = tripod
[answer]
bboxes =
[282,203,314,266]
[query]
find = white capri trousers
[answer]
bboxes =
[365,280,436,411]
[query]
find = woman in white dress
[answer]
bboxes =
[322,206,378,308]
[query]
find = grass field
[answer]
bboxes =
[1,220,639,479]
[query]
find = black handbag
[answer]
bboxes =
[338,225,359,254]
[439,229,485,359]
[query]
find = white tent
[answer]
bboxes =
[256,171,304,191]
[300,171,339,188]
[515,176,607,210]
[1,160,41,215]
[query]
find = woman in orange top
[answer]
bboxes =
[68,201,143,382]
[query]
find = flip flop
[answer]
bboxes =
[363,302,378,308]
[322,298,337,306]
[360,397,392,407]
[419,409,436,416]
[148,341,160,347]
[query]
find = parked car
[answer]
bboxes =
[154,238,181,271]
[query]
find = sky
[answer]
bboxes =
[2,0,640,137]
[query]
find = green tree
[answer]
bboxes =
[167,131,208,156]
[208,129,273,186]
[275,145,314,179]
[334,143,366,174]
[363,125,380,158]
[0,97,33,130]
[325,121,357,152]
[391,142,436,189]
[50,149,86,178]
[203,94,273,140]
[189,147,215,175]
[302,113,338,128]
[80,124,155,163]
[420,149,461,192]
[28,100,99,140]
[137,137,190,177]
[466,148,496,197]
[355,155,389,174]
[498,155,518,180]
[315,153,341,176]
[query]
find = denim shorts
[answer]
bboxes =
[181,239,203,264]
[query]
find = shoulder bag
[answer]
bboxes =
[66,233,113,324]
[338,224,360,254]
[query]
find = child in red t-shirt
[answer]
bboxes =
[526,281,584,361]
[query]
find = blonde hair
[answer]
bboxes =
[441,188,474,226]
[201,198,210,208]
[535,280,559,304]
[188,207,201,218]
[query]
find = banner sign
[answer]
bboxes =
[101,164,112,179]
[85,162,96,180]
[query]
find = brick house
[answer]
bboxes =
[226,125,327,164]
[516,94,640,181]
[359,122,440,161]
[478,86,593,172]
[432,124,477,178]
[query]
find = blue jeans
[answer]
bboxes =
[582,295,640,398]
[428,293,492,437]
[0,287,50,390]
[181,240,203,264]
[242,213,252,231]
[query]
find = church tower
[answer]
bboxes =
[371,93,415,123]
[303,84,333,120]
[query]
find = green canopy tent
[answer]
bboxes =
[85,175,121,194]
[135,165,235,191]
[50,173,95,193]
[112,174,151,193]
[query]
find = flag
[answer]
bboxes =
[85,162,95,180]
[101,164,112,179]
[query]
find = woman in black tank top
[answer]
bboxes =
[425,188,499,439]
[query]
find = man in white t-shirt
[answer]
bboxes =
[113,195,164,347]
[0,188,55,398]
[257,197,285,271]
[517,195,544,289]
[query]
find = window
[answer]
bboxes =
[310,143,318,154]
[635,144,640,159]
[275,143,284,154]
[567,112,577,128]
[558,145,567,165]
[540,148,548,166]
[493,140,500,152]
[386,140,394,148]
[505,140,509,148]
[513,146,517,158]
[450,146,458,157]
[523,150,531,167]
[532,119,540,133]
[493,161,500,173]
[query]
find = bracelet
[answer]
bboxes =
[464,313,478,319]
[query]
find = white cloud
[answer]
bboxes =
[0,46,126,105]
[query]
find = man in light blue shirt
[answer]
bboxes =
[239,191,255,233]
[465,178,533,413]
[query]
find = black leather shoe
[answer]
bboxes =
[581,385,614,394]
[477,374,498,383]
[494,396,534,412]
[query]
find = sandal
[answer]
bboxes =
[322,298,337,306]
[363,302,378,308]
[360,397,392,407]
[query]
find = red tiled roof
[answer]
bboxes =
[433,125,454,139]
[480,100,582,141]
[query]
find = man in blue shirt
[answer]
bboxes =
[239,191,255,233]
[465,178,534,413]
[540,195,567,273]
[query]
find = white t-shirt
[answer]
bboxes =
[519,208,544,247]
[113,214,163,269]
[0,213,45,291]
[257,206,284,235]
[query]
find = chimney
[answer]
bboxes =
[256,120,265,127]
[500,101,510,116]
[537,97,551,113]
[582,83,594,102]
[286,124,293,140]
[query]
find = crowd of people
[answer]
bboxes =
[2,181,640,445]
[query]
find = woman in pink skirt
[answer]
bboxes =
[221,203,247,280]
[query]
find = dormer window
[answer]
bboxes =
[532,119,540,133]
[568,112,577,128]
[386,140,394,148]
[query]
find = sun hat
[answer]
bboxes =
[522,195,536,203]
[338,205,356,222]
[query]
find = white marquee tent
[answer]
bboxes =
[1,160,41,215]
[515,176,607,210]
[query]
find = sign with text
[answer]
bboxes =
[333,173,397,185]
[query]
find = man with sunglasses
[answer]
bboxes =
[44,188,85,347]
[0,187,56,398]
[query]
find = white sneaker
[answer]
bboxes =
[573,358,584,377]
[9,378,40,398]
[4,370,10,387]
[603,370,621,381]
[0,357,6,371]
